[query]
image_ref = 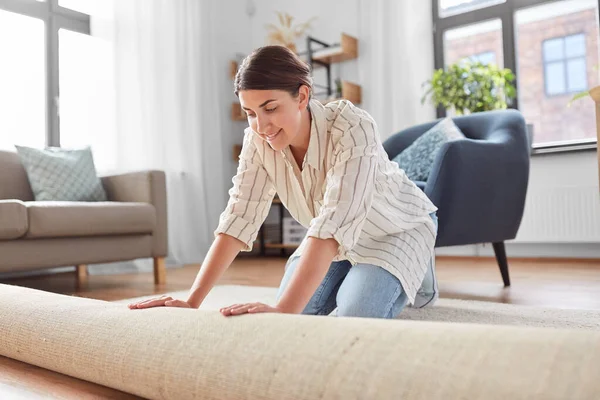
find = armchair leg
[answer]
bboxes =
[492,242,511,287]
[153,257,166,285]
[76,264,88,286]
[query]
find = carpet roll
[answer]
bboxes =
[0,283,599,400]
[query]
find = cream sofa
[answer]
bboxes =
[0,150,168,284]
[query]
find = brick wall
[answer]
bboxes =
[444,9,598,144]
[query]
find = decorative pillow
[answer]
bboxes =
[14,146,107,202]
[392,117,465,182]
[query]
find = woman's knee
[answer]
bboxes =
[336,293,399,319]
[335,264,406,319]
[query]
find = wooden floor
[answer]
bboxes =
[1,255,600,399]
[3,255,600,310]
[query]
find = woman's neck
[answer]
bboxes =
[288,104,312,156]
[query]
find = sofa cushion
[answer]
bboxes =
[392,117,465,182]
[24,202,156,239]
[15,146,107,202]
[0,200,28,240]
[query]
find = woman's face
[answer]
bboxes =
[239,86,310,151]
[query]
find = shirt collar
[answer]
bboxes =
[304,99,328,171]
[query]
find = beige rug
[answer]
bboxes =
[116,285,600,331]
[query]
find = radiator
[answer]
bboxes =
[514,185,600,243]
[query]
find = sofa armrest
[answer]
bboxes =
[100,170,168,257]
[425,131,529,247]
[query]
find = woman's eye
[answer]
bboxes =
[265,107,277,113]
[246,113,256,118]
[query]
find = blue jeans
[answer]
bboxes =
[276,213,438,319]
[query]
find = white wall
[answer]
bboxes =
[213,0,600,258]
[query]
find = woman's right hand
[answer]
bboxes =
[128,295,194,309]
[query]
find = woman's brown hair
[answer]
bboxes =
[234,45,313,99]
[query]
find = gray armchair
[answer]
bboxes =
[383,109,530,286]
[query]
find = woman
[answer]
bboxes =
[129,45,439,319]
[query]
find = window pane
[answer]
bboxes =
[471,51,496,65]
[439,0,506,18]
[444,19,503,68]
[567,58,588,91]
[543,38,565,62]
[0,10,46,151]
[59,29,116,169]
[565,33,586,58]
[545,62,566,95]
[58,0,95,15]
[515,0,600,145]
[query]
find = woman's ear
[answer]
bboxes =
[298,85,311,110]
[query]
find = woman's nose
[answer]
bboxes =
[255,115,270,134]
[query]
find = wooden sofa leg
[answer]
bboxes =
[76,264,88,285]
[492,242,511,287]
[154,257,166,285]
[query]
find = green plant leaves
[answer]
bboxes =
[421,60,517,114]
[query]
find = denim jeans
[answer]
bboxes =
[276,213,439,319]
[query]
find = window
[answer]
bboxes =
[0,0,90,149]
[439,0,506,18]
[434,0,600,150]
[0,9,46,150]
[471,51,496,65]
[543,34,587,96]
[444,19,503,67]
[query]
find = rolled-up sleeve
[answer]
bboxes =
[214,129,276,251]
[307,115,378,256]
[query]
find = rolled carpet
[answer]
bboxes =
[0,283,599,400]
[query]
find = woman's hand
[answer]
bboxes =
[220,302,284,316]
[128,295,193,309]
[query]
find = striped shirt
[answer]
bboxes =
[214,99,438,303]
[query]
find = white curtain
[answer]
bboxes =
[88,0,226,273]
[357,0,436,141]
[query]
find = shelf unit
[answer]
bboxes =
[309,33,358,65]
[258,195,300,257]
[305,33,361,105]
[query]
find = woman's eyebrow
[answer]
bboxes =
[242,99,276,111]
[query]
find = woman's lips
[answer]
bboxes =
[266,129,282,141]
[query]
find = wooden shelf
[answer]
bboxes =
[231,103,246,121]
[233,144,242,161]
[320,80,362,105]
[311,33,358,65]
[229,60,238,80]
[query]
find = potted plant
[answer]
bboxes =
[421,60,517,115]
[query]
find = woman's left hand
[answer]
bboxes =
[220,302,284,316]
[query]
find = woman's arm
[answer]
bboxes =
[275,237,339,314]
[186,233,246,308]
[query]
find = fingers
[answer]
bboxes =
[220,303,269,316]
[128,296,172,309]
[164,299,191,308]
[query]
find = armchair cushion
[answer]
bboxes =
[24,201,156,239]
[392,118,465,182]
[14,146,107,202]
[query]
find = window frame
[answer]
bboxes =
[0,0,90,148]
[432,0,600,153]
[542,33,588,97]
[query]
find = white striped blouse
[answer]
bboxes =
[214,99,438,304]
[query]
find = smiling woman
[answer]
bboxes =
[129,45,440,321]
